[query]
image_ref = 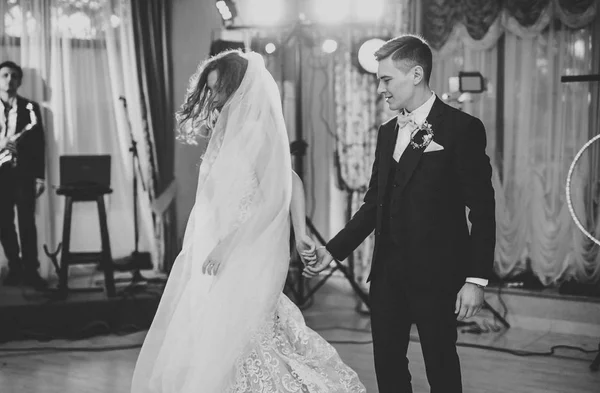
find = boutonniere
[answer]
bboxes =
[409,120,434,149]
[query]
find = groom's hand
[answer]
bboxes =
[302,247,334,278]
[455,282,484,320]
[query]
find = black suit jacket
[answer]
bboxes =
[10,96,45,180]
[327,97,496,291]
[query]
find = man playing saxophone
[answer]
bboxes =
[0,61,46,289]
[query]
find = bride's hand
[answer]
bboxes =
[296,235,317,266]
[202,255,221,275]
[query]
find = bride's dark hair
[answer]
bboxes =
[176,49,248,143]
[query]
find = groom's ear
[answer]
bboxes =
[412,65,424,86]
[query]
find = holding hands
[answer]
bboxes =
[295,235,334,277]
[302,246,334,278]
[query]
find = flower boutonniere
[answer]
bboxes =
[409,120,434,149]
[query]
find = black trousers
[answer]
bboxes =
[370,237,462,393]
[0,169,39,272]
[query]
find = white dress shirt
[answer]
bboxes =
[393,92,488,288]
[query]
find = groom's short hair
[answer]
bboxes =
[375,35,432,84]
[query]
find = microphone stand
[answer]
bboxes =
[119,97,151,283]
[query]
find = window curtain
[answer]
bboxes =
[330,0,413,285]
[130,0,176,271]
[425,0,600,285]
[0,0,158,278]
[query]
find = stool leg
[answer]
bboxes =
[58,196,73,298]
[97,196,116,297]
[591,341,600,372]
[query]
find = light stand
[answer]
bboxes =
[271,21,370,310]
[561,72,600,372]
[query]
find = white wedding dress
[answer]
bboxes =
[130,52,365,393]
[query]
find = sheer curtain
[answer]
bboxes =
[430,47,498,164]
[0,0,157,278]
[430,19,599,285]
[498,22,599,284]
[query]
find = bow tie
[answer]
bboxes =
[396,110,416,129]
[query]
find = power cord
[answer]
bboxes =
[318,326,598,362]
[2,283,597,364]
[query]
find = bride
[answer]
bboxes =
[130,50,366,393]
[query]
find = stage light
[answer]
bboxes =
[244,0,285,26]
[449,76,459,93]
[573,38,586,59]
[357,38,385,74]
[353,0,385,22]
[321,39,338,54]
[250,36,279,56]
[457,92,473,103]
[313,0,349,24]
[265,42,277,54]
[215,0,237,24]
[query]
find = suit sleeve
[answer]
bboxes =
[326,127,381,261]
[453,117,496,279]
[19,102,45,179]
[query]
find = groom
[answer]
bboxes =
[305,35,496,392]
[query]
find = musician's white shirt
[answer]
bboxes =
[0,96,18,140]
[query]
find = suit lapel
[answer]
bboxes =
[393,97,446,195]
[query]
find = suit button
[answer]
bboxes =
[379,203,383,207]
[393,183,398,187]
[376,231,381,235]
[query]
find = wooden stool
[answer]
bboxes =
[56,185,116,298]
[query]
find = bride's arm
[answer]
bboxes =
[291,170,316,263]
[291,170,307,238]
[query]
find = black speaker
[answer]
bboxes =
[559,279,600,298]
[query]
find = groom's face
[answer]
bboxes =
[376,56,416,112]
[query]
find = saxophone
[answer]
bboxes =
[0,103,37,169]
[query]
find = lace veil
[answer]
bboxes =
[131,52,293,393]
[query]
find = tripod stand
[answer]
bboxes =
[285,216,370,309]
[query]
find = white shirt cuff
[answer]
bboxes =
[466,277,488,287]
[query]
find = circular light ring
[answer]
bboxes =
[566,133,600,246]
[357,38,386,74]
